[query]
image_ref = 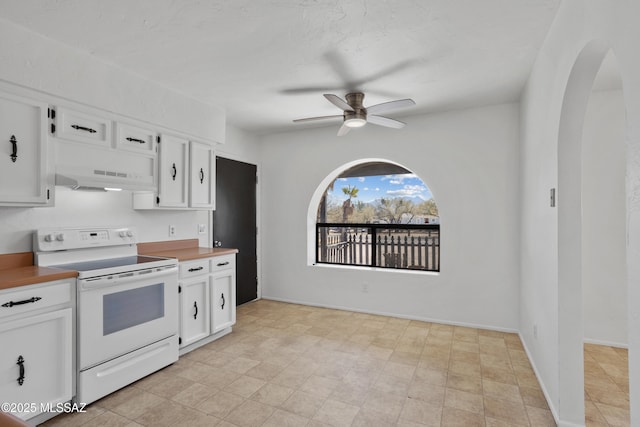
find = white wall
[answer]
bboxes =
[217,125,263,167]
[0,18,224,142]
[0,17,234,253]
[520,0,640,424]
[582,89,627,347]
[0,189,209,253]
[259,103,521,330]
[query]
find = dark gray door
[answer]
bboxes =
[213,157,257,306]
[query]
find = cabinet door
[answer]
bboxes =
[115,122,157,154]
[0,92,49,205]
[0,308,72,421]
[158,134,188,207]
[180,277,210,347]
[211,269,236,334]
[54,107,111,147]
[189,141,215,209]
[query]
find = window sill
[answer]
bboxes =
[310,262,440,276]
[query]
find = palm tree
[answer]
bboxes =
[341,185,359,222]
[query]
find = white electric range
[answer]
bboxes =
[34,227,179,404]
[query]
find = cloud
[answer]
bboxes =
[358,177,365,182]
[381,174,418,184]
[363,187,369,191]
[386,184,427,197]
[375,188,380,191]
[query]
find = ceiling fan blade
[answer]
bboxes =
[280,86,344,94]
[337,123,351,136]
[367,115,406,129]
[366,98,415,115]
[293,115,343,123]
[324,94,354,112]
[351,59,417,88]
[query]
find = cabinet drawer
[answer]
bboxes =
[179,259,211,278]
[55,107,112,147]
[116,122,157,154]
[0,280,73,319]
[211,254,235,273]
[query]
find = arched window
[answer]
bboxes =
[315,161,439,271]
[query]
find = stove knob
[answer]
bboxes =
[119,231,127,238]
[44,234,55,242]
[56,233,65,242]
[126,230,133,237]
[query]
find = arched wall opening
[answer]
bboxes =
[557,40,628,425]
[307,158,439,269]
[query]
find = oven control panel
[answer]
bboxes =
[34,227,138,252]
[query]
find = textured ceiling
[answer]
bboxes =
[0,0,561,134]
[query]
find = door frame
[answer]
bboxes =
[210,149,261,300]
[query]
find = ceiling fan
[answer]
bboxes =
[293,93,415,136]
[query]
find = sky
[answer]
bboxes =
[327,173,434,204]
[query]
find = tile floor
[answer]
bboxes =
[38,300,628,426]
[584,343,629,426]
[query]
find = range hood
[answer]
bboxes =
[55,143,156,192]
[55,172,155,192]
[55,172,154,192]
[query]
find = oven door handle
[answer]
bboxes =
[79,265,178,290]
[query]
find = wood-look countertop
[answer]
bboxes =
[138,239,238,262]
[0,252,78,291]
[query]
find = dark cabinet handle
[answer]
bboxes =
[188,266,204,272]
[2,296,42,308]
[171,163,177,181]
[71,124,97,133]
[221,293,225,310]
[126,137,146,144]
[217,261,229,267]
[17,355,25,386]
[9,135,17,163]
[193,301,198,319]
[199,168,204,184]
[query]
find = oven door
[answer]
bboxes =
[77,265,178,370]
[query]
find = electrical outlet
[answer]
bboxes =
[169,225,176,237]
[198,224,206,234]
[533,324,538,339]
[362,282,369,293]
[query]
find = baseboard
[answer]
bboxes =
[518,332,564,425]
[261,295,519,334]
[557,422,586,427]
[583,337,628,349]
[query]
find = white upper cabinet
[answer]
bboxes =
[157,134,189,208]
[54,107,111,147]
[115,122,157,154]
[189,141,215,209]
[52,108,157,191]
[134,135,216,210]
[0,91,51,206]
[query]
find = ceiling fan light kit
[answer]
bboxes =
[293,92,415,136]
[344,117,367,128]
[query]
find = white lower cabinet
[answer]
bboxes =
[0,280,74,422]
[180,276,211,347]
[211,265,236,334]
[178,254,236,352]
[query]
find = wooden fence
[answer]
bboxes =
[317,225,440,271]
